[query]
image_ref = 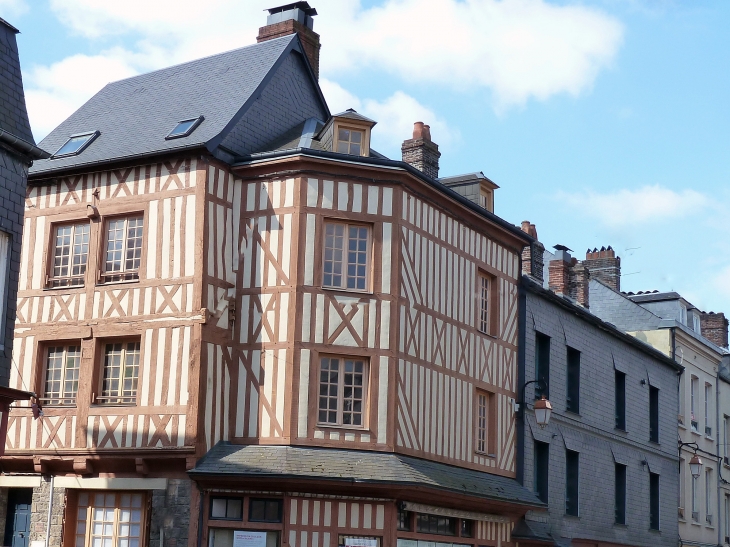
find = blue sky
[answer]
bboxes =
[4,0,730,313]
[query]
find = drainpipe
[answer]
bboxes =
[45,475,54,547]
[717,372,721,547]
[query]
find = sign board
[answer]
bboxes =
[233,531,267,547]
[344,539,378,547]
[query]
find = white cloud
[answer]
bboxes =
[320,79,456,154]
[558,185,709,227]
[26,0,623,140]
[0,0,27,18]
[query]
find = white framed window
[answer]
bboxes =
[99,340,141,405]
[707,469,714,523]
[42,344,81,406]
[477,272,491,334]
[102,216,144,282]
[322,222,370,291]
[317,356,368,427]
[49,223,90,287]
[693,312,701,334]
[705,383,713,437]
[691,376,699,432]
[680,304,688,325]
[725,494,730,538]
[75,491,145,547]
[692,474,699,518]
[724,416,729,462]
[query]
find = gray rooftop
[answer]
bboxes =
[30,35,316,176]
[190,444,543,508]
[0,18,35,144]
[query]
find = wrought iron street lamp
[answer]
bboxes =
[517,379,552,428]
[689,453,703,479]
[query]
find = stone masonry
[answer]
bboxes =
[30,479,66,547]
[402,121,441,179]
[584,246,621,292]
[700,311,729,349]
[149,479,192,547]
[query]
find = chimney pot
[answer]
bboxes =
[413,121,425,139]
[402,120,441,179]
[584,244,621,291]
[258,2,321,79]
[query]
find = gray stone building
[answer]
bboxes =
[514,245,682,547]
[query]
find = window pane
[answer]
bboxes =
[615,463,626,524]
[211,499,227,519]
[478,274,489,333]
[534,441,549,503]
[565,449,579,516]
[101,341,140,403]
[535,333,550,399]
[649,386,659,442]
[342,359,365,426]
[318,358,339,424]
[345,227,368,290]
[566,348,580,414]
[323,223,345,288]
[650,473,660,529]
[53,224,88,285]
[476,392,488,453]
[615,371,626,430]
[45,345,81,405]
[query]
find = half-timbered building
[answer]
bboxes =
[3,3,543,547]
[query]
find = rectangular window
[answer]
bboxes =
[615,463,626,525]
[50,223,90,287]
[475,390,494,454]
[691,376,699,432]
[705,383,713,437]
[649,386,659,443]
[725,495,729,538]
[336,127,365,156]
[565,449,579,516]
[679,458,685,516]
[99,340,141,404]
[692,474,699,519]
[707,469,714,524]
[248,498,283,523]
[75,492,145,547]
[397,508,412,531]
[43,344,81,405]
[650,472,660,530]
[535,333,550,399]
[477,273,491,334]
[615,370,626,430]
[322,222,370,291]
[102,216,144,282]
[416,513,457,536]
[460,520,474,537]
[210,497,243,520]
[534,441,549,503]
[725,416,729,463]
[566,347,580,414]
[318,356,368,427]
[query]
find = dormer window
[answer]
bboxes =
[337,128,364,155]
[166,116,204,139]
[52,131,99,158]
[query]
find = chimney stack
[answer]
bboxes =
[258,2,321,79]
[402,121,441,179]
[520,221,544,284]
[548,246,589,308]
[584,246,621,292]
[700,312,729,348]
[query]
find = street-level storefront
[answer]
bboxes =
[190,444,544,547]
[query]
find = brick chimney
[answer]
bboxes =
[258,2,321,79]
[700,312,729,348]
[520,221,544,284]
[584,246,621,292]
[548,246,589,308]
[402,121,441,179]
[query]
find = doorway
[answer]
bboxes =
[3,488,33,547]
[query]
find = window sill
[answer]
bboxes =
[475,451,496,459]
[316,423,369,432]
[649,440,660,446]
[563,514,580,520]
[691,429,702,437]
[678,423,687,430]
[321,286,373,297]
[691,521,702,527]
[565,410,581,417]
[706,435,715,441]
[44,284,85,291]
[92,402,137,408]
[96,277,140,287]
[614,427,628,434]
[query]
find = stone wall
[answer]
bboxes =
[29,478,66,547]
[150,479,192,547]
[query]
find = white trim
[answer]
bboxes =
[0,475,42,487]
[54,477,167,490]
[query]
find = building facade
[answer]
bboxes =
[513,241,681,547]
[590,277,729,547]
[2,3,544,547]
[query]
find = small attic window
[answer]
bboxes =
[166,116,204,139]
[336,128,364,155]
[52,131,99,158]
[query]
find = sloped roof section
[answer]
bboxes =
[0,18,37,145]
[190,444,544,508]
[31,35,311,176]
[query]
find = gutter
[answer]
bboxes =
[233,147,534,246]
[0,130,49,161]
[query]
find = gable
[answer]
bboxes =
[214,50,328,158]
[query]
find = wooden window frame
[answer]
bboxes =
[333,121,371,157]
[321,220,372,293]
[209,496,244,521]
[67,490,149,547]
[476,271,498,336]
[474,388,496,456]
[566,347,580,414]
[99,213,145,284]
[691,376,699,432]
[316,355,370,429]
[94,337,142,406]
[47,220,91,288]
[247,498,283,523]
[40,342,82,406]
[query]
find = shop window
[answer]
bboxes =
[210,497,243,520]
[74,492,146,547]
[208,530,279,547]
[416,513,457,536]
[396,508,412,531]
[248,499,283,523]
[460,519,474,537]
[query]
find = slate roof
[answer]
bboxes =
[190,444,543,508]
[0,17,36,145]
[30,35,304,176]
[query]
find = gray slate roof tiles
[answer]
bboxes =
[30,35,299,176]
[0,19,35,144]
[190,444,543,508]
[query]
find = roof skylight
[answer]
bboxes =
[52,131,99,158]
[166,116,204,140]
